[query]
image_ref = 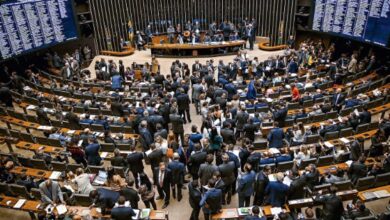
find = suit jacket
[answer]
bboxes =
[168,160,185,184]
[267,128,285,148]
[37,108,50,125]
[215,179,225,191]
[273,108,288,126]
[332,93,345,106]
[39,181,64,204]
[314,194,344,220]
[85,143,102,166]
[288,176,307,200]
[111,156,127,167]
[237,171,256,197]
[96,188,120,214]
[111,75,123,89]
[188,183,202,209]
[177,93,190,110]
[348,161,367,184]
[265,181,289,207]
[350,141,362,161]
[126,152,144,173]
[148,149,163,169]
[153,168,172,190]
[199,163,218,186]
[199,188,222,214]
[139,127,153,150]
[220,128,236,145]
[359,111,372,124]
[111,102,124,116]
[169,114,184,133]
[188,151,207,176]
[66,112,81,130]
[120,187,140,209]
[236,111,249,130]
[111,206,136,220]
[254,171,269,199]
[218,161,236,185]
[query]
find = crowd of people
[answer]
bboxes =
[0,37,389,220]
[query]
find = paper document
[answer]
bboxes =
[49,171,62,180]
[13,199,26,209]
[100,152,108,158]
[270,207,282,215]
[56,204,67,215]
[340,138,350,144]
[324,141,334,148]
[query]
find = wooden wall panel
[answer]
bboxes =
[89,0,297,52]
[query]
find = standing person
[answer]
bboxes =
[218,154,236,205]
[265,172,289,207]
[209,127,223,164]
[199,179,223,220]
[267,122,285,148]
[126,145,144,188]
[237,163,256,207]
[314,186,344,220]
[36,103,51,125]
[198,154,218,187]
[138,184,157,210]
[120,179,140,209]
[253,165,271,206]
[89,188,120,215]
[153,162,172,209]
[177,88,191,123]
[170,110,185,145]
[188,181,202,220]
[148,144,163,180]
[188,144,208,180]
[168,153,185,201]
[85,138,102,166]
[246,24,255,50]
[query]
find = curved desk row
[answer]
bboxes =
[258,42,288,51]
[100,46,135,57]
[150,41,245,57]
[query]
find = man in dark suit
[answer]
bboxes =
[267,122,285,148]
[170,110,185,146]
[213,171,225,194]
[198,154,218,187]
[348,156,367,184]
[90,188,120,215]
[314,186,344,220]
[350,138,363,161]
[119,179,139,209]
[192,60,202,73]
[265,172,289,207]
[359,107,372,124]
[221,121,236,144]
[36,103,51,125]
[148,144,163,180]
[188,144,207,180]
[244,206,266,220]
[288,171,307,200]
[176,88,191,123]
[218,154,236,204]
[200,179,223,220]
[237,163,256,207]
[253,165,271,206]
[111,97,124,117]
[139,120,153,150]
[273,104,288,127]
[126,145,144,188]
[111,148,127,167]
[110,196,136,220]
[85,138,102,166]
[246,24,255,50]
[153,162,172,209]
[188,180,202,220]
[332,88,345,113]
[65,106,81,130]
[168,153,185,201]
[235,106,249,139]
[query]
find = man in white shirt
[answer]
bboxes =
[71,168,94,195]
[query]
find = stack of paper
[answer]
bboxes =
[13,199,26,209]
[38,126,54,131]
[49,171,62,180]
[374,190,390,198]
[340,138,350,144]
[270,207,282,215]
[100,152,108,158]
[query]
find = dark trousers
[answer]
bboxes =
[190,208,200,220]
[172,183,183,200]
[253,191,265,206]
[174,131,185,146]
[179,108,191,123]
[223,184,232,204]
[157,185,170,204]
[248,38,254,50]
[131,170,141,188]
[143,199,157,210]
[238,194,251,207]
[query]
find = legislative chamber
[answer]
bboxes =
[0,0,389,220]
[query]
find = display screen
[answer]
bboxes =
[0,0,78,60]
[312,0,390,47]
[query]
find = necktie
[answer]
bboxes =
[159,171,164,187]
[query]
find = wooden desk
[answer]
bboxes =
[150,210,169,220]
[16,141,63,154]
[150,41,245,57]
[262,205,290,216]
[100,47,135,57]
[212,208,239,219]
[358,185,390,201]
[258,42,288,51]
[10,166,53,179]
[0,196,41,213]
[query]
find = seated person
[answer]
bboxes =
[244,205,266,220]
[343,201,371,220]
[80,114,94,124]
[321,169,347,184]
